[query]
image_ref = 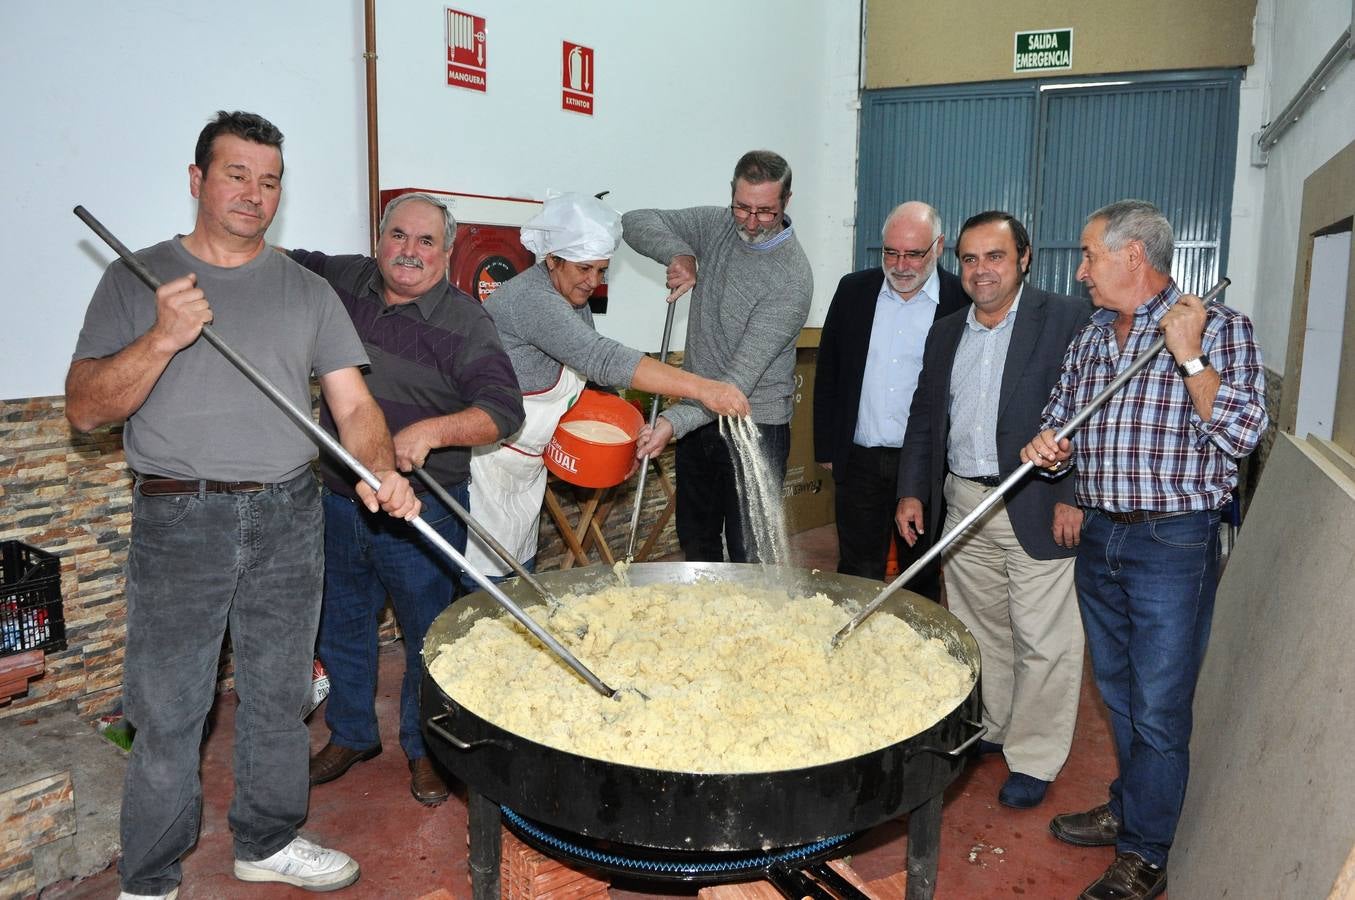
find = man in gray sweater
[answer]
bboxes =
[626,150,813,562]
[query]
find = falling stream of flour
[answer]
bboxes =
[720,415,790,565]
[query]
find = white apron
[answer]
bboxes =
[465,365,586,574]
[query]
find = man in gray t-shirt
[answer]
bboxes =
[624,150,813,563]
[66,111,417,899]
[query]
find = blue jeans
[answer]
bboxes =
[119,472,322,895]
[1075,509,1220,867]
[319,482,467,760]
[675,420,790,563]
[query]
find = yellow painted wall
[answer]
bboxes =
[865,0,1255,88]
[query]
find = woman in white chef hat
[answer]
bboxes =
[466,193,749,576]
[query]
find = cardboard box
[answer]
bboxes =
[784,328,835,534]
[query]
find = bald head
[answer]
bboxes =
[881,201,942,241]
[880,201,944,299]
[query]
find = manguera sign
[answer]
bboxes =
[1014,28,1073,73]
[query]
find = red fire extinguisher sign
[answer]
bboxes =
[562,41,594,116]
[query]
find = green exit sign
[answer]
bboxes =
[1014,28,1073,73]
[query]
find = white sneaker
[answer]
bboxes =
[117,889,178,900]
[233,836,360,891]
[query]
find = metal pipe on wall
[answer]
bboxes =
[364,0,380,252]
[1251,25,1354,166]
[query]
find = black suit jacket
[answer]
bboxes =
[813,267,971,478]
[896,286,1092,560]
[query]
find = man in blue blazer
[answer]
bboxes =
[896,210,1091,808]
[813,201,970,596]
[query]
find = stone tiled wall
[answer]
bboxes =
[1,396,130,721]
[0,769,74,898]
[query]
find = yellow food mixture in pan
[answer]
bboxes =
[428,581,972,773]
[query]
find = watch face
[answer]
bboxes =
[1179,355,1209,376]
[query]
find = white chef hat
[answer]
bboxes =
[520,192,622,262]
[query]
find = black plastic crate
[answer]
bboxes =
[1,541,66,657]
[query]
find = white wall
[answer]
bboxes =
[2,2,369,401]
[373,1,860,353]
[1,1,861,401]
[1226,0,1355,371]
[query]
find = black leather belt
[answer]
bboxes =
[137,475,270,496]
[1100,509,1191,524]
[962,474,1002,487]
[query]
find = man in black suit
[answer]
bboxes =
[813,202,970,595]
[896,211,1090,809]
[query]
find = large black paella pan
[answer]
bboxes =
[419,562,980,852]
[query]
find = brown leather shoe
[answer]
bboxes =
[1079,852,1166,900]
[409,757,449,806]
[308,741,381,786]
[1050,803,1121,847]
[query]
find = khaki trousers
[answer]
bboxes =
[942,474,1084,781]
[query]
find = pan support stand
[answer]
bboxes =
[466,784,941,898]
[905,791,943,900]
[544,459,677,567]
[468,789,502,899]
[544,480,620,568]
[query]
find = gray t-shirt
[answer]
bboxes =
[483,262,643,393]
[72,237,368,481]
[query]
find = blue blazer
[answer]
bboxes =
[896,285,1092,560]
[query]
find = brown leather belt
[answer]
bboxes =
[137,475,270,496]
[1100,509,1191,524]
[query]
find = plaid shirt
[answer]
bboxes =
[1040,282,1268,513]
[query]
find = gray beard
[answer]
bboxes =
[737,221,783,244]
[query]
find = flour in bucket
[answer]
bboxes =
[720,415,791,565]
[559,419,632,444]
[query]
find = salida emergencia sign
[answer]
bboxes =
[1014,29,1072,73]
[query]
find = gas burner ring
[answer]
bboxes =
[501,805,859,883]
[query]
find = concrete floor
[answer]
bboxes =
[38,524,1122,899]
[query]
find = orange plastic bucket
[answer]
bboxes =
[544,389,645,488]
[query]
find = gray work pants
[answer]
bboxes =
[118,472,322,895]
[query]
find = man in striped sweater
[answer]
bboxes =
[290,193,524,806]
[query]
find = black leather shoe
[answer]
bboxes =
[409,757,449,806]
[1079,852,1166,899]
[1050,803,1121,847]
[309,741,381,786]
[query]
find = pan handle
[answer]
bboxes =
[904,718,987,761]
[424,712,506,752]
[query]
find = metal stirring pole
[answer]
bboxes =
[830,277,1232,649]
[624,297,679,560]
[411,466,561,607]
[74,205,619,698]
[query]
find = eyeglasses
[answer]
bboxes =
[731,203,781,223]
[882,236,940,263]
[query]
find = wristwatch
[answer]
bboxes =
[1176,354,1210,378]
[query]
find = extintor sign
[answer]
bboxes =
[447,8,487,92]
[561,41,594,116]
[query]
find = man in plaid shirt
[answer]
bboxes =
[1021,199,1267,900]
